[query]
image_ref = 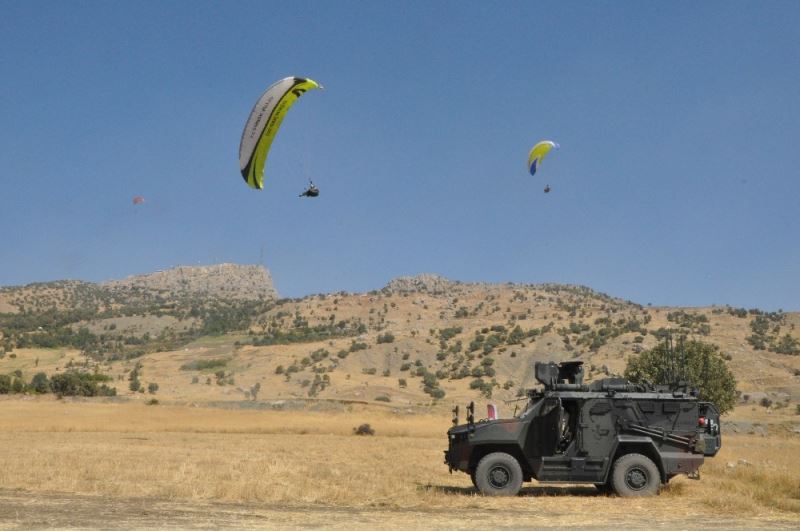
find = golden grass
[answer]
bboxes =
[0,399,798,522]
[0,397,440,437]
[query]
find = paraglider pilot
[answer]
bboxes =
[299,180,319,198]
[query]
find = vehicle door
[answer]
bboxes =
[524,396,561,457]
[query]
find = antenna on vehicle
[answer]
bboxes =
[665,329,674,385]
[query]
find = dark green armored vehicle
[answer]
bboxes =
[445,361,721,497]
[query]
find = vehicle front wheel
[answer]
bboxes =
[611,453,660,497]
[474,452,523,496]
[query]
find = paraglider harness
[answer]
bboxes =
[300,180,319,197]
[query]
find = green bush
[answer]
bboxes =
[772,334,800,355]
[625,337,737,414]
[310,349,330,362]
[51,372,117,397]
[507,325,525,344]
[349,341,368,353]
[30,372,51,394]
[180,358,229,371]
[439,327,462,341]
[0,374,12,394]
[428,388,445,400]
[376,332,395,344]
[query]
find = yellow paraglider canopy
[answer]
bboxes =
[527,140,559,176]
[239,77,322,190]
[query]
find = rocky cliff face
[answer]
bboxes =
[103,263,278,301]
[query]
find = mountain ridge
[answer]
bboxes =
[1,264,798,414]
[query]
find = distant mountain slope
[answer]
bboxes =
[1,269,798,413]
[0,265,277,359]
[103,263,277,301]
[0,264,277,316]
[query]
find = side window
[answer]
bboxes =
[558,398,580,452]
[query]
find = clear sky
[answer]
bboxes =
[1,1,798,310]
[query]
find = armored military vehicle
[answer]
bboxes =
[444,361,721,497]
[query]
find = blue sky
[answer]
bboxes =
[1,1,798,310]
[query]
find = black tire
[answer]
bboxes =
[470,470,478,489]
[474,452,524,496]
[611,453,660,497]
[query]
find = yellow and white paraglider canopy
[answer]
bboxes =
[239,77,323,190]
[527,140,559,176]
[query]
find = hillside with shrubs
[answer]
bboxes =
[1,267,798,415]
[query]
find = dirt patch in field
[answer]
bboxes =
[0,490,797,530]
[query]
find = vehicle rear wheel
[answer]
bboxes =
[474,452,523,496]
[611,453,660,497]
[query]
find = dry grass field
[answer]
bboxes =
[1,398,798,528]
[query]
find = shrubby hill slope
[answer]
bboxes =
[1,266,798,415]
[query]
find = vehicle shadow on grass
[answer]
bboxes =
[420,484,605,497]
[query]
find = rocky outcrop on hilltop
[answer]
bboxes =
[103,263,278,301]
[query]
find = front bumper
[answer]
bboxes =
[444,433,472,473]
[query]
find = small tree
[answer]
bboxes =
[30,372,50,394]
[624,337,737,414]
[147,382,159,394]
[11,378,24,393]
[377,332,395,344]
